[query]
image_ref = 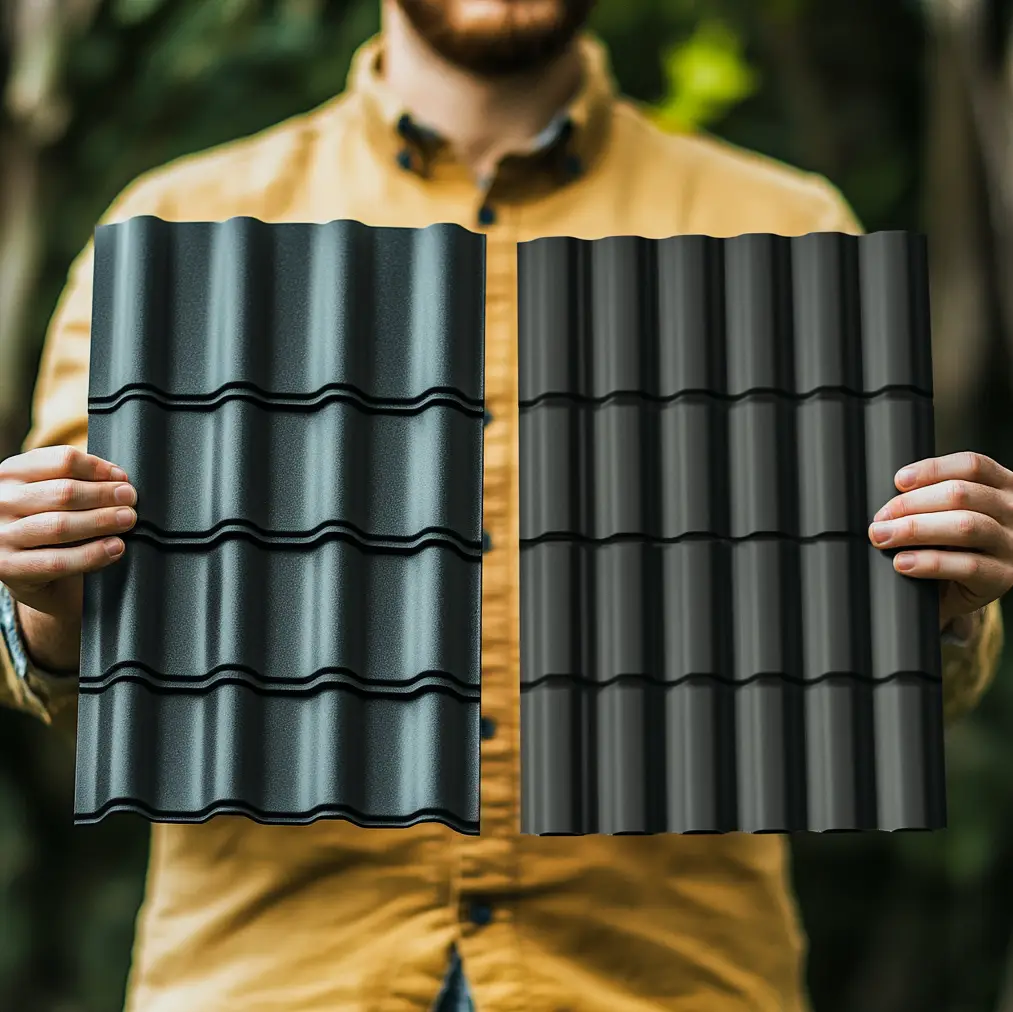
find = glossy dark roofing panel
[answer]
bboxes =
[78,217,485,832]
[517,231,943,834]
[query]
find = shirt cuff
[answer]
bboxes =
[941,608,983,648]
[0,584,78,727]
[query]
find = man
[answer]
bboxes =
[0,1,1008,1009]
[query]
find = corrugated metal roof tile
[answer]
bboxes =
[78,217,486,832]
[517,231,944,834]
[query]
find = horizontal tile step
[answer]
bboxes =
[518,230,931,400]
[519,391,931,541]
[75,679,480,832]
[520,538,940,685]
[521,674,944,834]
[90,217,486,403]
[79,665,481,699]
[88,392,482,545]
[88,383,484,414]
[82,537,482,690]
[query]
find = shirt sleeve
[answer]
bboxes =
[0,173,173,733]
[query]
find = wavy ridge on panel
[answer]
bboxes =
[80,664,479,699]
[87,384,483,415]
[89,217,486,402]
[75,681,480,832]
[127,522,480,555]
[81,217,486,830]
[87,399,482,546]
[517,231,931,402]
[520,676,945,834]
[520,539,940,687]
[517,231,943,834]
[520,390,932,541]
[81,533,482,692]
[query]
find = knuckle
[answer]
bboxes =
[963,451,984,479]
[44,551,70,577]
[53,479,77,507]
[40,512,71,541]
[956,511,977,538]
[57,445,79,472]
[948,480,972,508]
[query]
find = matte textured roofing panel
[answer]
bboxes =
[78,217,486,832]
[517,231,943,835]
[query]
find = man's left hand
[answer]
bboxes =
[868,451,1013,631]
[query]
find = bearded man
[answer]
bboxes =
[0,1,1008,1010]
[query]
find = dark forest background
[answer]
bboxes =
[3,0,1013,1009]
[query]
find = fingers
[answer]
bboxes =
[0,445,127,484]
[0,506,136,550]
[0,537,125,583]
[891,548,1010,599]
[4,477,137,518]
[894,452,1012,493]
[869,509,1009,554]
[873,479,1013,526]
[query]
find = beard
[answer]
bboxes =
[394,0,595,77]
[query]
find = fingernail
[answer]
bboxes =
[895,552,916,571]
[104,538,124,558]
[114,484,136,505]
[109,466,127,482]
[115,508,134,526]
[896,467,916,488]
[870,521,895,545]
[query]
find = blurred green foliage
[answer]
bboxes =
[2,1,1013,1010]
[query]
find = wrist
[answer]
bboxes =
[941,607,983,646]
[14,600,81,674]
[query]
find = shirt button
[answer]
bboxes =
[564,153,583,177]
[482,530,492,553]
[396,148,413,171]
[467,900,494,926]
[480,717,497,740]
[477,204,496,226]
[483,409,492,427]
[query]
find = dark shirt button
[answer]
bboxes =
[483,409,492,427]
[396,148,413,170]
[477,204,496,226]
[564,153,583,177]
[396,113,413,137]
[467,900,494,926]
[480,717,497,740]
[482,530,492,553]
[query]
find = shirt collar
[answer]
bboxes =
[345,32,615,181]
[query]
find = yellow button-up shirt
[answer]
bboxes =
[1,33,1003,1012]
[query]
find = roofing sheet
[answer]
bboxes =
[517,231,944,834]
[77,216,486,832]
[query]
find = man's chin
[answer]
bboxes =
[396,0,594,77]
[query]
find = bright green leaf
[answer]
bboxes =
[651,19,759,133]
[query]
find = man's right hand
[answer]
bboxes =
[0,445,136,672]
